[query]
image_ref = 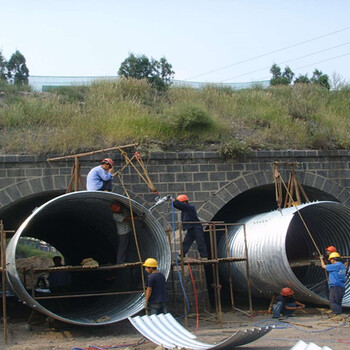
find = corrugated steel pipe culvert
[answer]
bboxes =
[6,191,171,326]
[218,201,350,306]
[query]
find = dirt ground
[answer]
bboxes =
[1,304,350,350]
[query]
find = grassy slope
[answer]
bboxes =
[1,78,350,156]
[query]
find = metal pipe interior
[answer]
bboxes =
[6,191,171,325]
[219,201,350,306]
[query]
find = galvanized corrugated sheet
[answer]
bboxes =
[290,340,333,350]
[218,201,350,305]
[129,313,273,349]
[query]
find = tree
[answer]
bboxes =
[269,64,292,86]
[282,66,294,84]
[118,53,174,91]
[311,69,330,90]
[294,74,310,84]
[7,50,29,85]
[0,51,7,81]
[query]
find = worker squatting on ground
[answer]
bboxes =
[172,194,208,260]
[86,158,114,191]
[321,252,346,315]
[272,287,305,319]
[143,258,167,315]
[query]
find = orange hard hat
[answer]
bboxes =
[102,158,113,167]
[177,194,189,202]
[326,246,337,253]
[281,287,294,296]
[111,203,122,213]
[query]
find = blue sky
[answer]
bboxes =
[1,0,350,83]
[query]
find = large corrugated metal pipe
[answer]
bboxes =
[219,201,350,306]
[6,191,171,326]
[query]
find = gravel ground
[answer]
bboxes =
[1,306,349,350]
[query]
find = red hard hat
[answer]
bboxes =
[102,158,113,167]
[326,246,337,253]
[281,287,294,296]
[111,203,122,212]
[177,194,189,202]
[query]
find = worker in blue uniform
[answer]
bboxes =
[321,252,346,315]
[86,158,114,191]
[272,287,305,319]
[172,194,208,260]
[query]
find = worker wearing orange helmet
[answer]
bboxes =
[111,203,143,263]
[324,245,348,269]
[172,194,208,260]
[320,252,346,315]
[86,158,114,191]
[272,287,305,319]
[111,203,132,264]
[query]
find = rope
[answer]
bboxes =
[278,174,323,257]
[116,149,158,195]
[254,318,348,333]
[187,258,200,332]
[116,173,146,297]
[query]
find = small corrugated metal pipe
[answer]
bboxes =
[6,191,171,326]
[219,201,350,306]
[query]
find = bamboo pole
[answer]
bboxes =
[243,224,253,316]
[1,221,8,344]
[47,143,139,162]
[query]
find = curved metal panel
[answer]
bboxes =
[129,313,273,350]
[219,201,350,305]
[6,191,171,326]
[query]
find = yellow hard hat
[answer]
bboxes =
[328,252,340,260]
[143,258,158,268]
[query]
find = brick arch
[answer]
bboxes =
[0,176,148,210]
[0,176,64,208]
[198,171,350,221]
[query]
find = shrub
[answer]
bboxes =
[50,85,88,103]
[218,138,251,158]
[168,104,213,130]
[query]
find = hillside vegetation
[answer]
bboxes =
[0,78,350,156]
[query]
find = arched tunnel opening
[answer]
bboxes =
[206,184,350,308]
[5,191,171,325]
[0,190,65,231]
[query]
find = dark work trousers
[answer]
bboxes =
[329,286,345,314]
[117,232,130,264]
[272,302,296,318]
[148,302,167,315]
[182,225,208,258]
[100,179,112,191]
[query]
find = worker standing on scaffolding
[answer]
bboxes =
[172,194,208,261]
[320,252,346,315]
[143,258,167,315]
[86,158,114,191]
